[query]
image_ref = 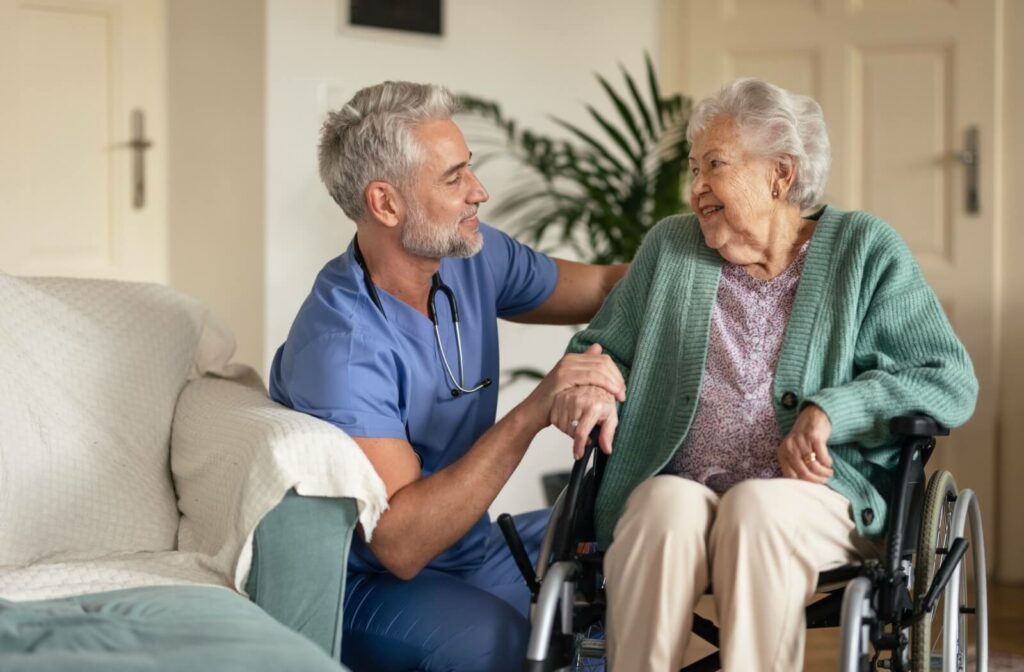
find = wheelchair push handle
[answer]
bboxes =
[498,427,602,599]
[498,513,540,598]
[555,438,597,560]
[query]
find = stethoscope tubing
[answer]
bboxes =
[353,235,492,398]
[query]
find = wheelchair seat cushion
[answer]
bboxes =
[0,585,340,672]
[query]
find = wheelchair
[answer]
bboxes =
[499,416,988,672]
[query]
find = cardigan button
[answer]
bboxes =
[861,508,875,526]
[781,391,798,409]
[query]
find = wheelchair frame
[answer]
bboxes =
[499,416,988,672]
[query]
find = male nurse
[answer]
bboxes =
[269,80,627,672]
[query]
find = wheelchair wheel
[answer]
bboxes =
[912,470,957,670]
[911,471,988,672]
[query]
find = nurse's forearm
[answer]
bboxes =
[367,404,542,580]
[507,260,630,325]
[367,346,624,579]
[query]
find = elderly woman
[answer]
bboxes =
[551,78,978,671]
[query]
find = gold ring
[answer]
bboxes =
[802,452,817,465]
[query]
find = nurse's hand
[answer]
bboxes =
[550,385,618,458]
[519,344,625,433]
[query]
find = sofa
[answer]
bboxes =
[0,272,388,671]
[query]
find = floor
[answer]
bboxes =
[677,581,1022,670]
[803,582,1024,671]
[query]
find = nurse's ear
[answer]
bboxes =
[365,180,403,229]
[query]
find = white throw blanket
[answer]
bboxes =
[0,272,387,601]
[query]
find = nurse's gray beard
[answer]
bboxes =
[401,204,482,259]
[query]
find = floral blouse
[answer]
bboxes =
[660,241,811,494]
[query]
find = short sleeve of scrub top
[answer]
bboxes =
[483,224,561,317]
[283,331,408,439]
[268,257,412,442]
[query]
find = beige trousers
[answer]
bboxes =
[604,476,878,672]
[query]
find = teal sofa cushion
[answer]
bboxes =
[0,585,341,672]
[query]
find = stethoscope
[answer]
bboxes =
[353,236,493,398]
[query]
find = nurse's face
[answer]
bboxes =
[399,119,490,259]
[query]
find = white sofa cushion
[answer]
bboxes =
[0,551,227,601]
[0,274,219,565]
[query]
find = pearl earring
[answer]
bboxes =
[772,189,779,198]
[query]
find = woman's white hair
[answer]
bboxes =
[687,78,831,211]
[318,81,459,222]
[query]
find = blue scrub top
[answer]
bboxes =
[269,224,558,574]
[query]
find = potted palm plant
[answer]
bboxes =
[457,54,692,266]
[458,55,692,505]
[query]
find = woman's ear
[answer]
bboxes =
[773,156,797,199]
[364,181,403,229]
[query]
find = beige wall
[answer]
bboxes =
[168,0,266,375]
[997,0,1024,582]
[161,0,1023,573]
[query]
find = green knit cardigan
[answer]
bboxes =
[568,206,978,548]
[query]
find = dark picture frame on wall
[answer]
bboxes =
[349,0,443,36]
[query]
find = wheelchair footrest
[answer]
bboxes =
[578,637,605,658]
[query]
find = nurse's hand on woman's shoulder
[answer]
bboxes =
[518,344,624,450]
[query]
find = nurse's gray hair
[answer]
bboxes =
[319,81,459,222]
[687,78,831,211]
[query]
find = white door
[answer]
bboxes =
[0,0,167,282]
[665,0,1000,570]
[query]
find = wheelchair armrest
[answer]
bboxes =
[883,415,951,578]
[889,415,949,438]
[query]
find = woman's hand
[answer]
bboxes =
[778,404,834,483]
[519,343,625,433]
[550,385,619,458]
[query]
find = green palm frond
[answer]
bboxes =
[457,54,691,264]
[597,74,645,155]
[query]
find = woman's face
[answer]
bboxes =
[688,116,778,260]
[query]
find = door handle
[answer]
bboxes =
[954,126,979,215]
[127,108,153,210]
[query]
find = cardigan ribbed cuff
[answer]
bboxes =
[805,387,877,445]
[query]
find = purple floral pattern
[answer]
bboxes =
[661,241,810,494]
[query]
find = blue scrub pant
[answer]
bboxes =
[341,509,550,672]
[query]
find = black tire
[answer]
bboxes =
[911,470,958,671]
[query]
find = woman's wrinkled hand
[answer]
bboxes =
[520,343,625,433]
[778,404,834,483]
[550,384,619,458]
